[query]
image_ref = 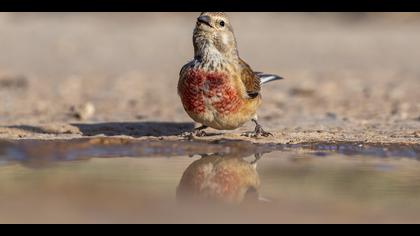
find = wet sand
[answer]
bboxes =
[0,12,418,144]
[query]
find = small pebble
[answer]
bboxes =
[326,112,337,119]
[289,87,315,97]
[136,114,146,120]
[70,102,95,120]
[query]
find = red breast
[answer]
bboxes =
[179,69,244,116]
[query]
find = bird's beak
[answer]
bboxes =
[197,15,213,28]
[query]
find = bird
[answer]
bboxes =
[178,12,283,137]
[176,154,261,205]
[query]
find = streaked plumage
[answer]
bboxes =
[178,12,283,137]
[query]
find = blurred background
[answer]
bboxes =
[0,12,419,138]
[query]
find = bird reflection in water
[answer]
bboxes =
[176,153,267,205]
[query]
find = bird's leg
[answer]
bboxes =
[251,119,273,137]
[250,153,263,165]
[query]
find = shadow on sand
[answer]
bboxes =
[72,122,195,137]
[7,122,195,138]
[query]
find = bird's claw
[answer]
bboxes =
[181,130,207,139]
[258,130,273,137]
[194,130,207,137]
[242,125,273,138]
[254,123,273,137]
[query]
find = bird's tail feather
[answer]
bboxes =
[256,72,284,85]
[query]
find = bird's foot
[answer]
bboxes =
[193,129,207,137]
[254,124,273,137]
[242,121,273,138]
[181,130,207,139]
[181,125,208,139]
[250,153,263,164]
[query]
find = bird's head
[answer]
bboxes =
[193,12,238,61]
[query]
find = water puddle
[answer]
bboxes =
[0,138,419,223]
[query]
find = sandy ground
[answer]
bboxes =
[0,12,419,144]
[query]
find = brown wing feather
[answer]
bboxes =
[238,58,261,99]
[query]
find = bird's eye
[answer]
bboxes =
[219,21,225,27]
